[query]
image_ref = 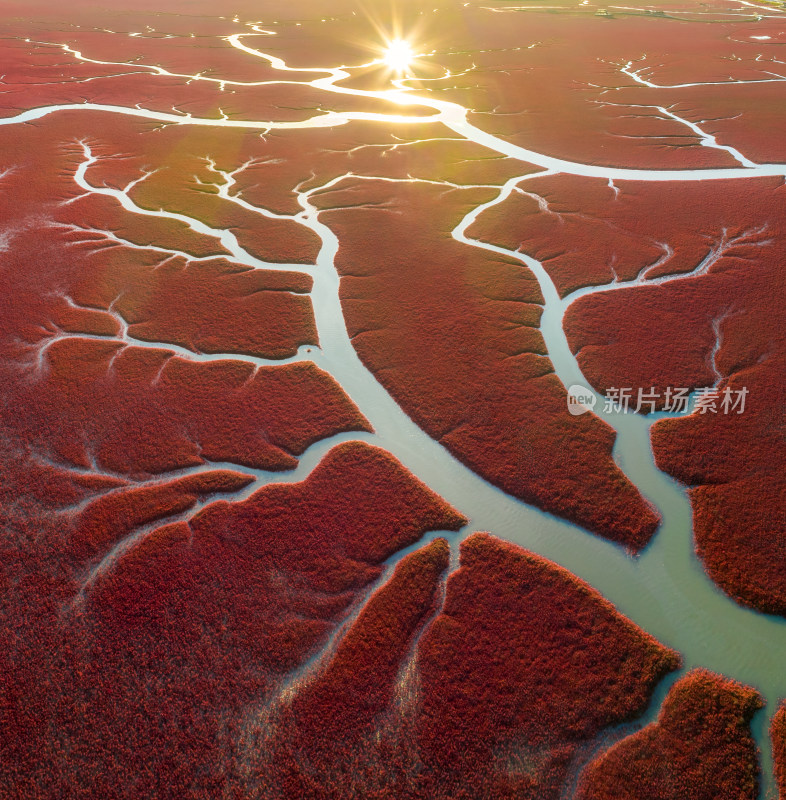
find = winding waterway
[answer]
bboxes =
[6,18,786,796]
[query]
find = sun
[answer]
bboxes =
[382,38,415,73]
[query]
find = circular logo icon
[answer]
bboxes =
[567,384,597,416]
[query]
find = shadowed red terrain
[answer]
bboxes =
[316,177,660,549]
[88,258,316,360]
[577,670,763,800]
[288,538,449,741]
[19,337,369,474]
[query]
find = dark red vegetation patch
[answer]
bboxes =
[470,172,778,299]
[7,121,321,361]
[414,533,680,800]
[259,539,450,794]
[580,174,786,614]
[652,360,786,615]
[0,442,465,799]
[772,703,786,800]
[288,538,449,740]
[20,338,369,475]
[90,442,465,628]
[117,260,316,358]
[70,469,254,560]
[577,670,763,800]
[68,251,317,360]
[531,173,780,394]
[317,178,659,549]
[188,532,679,799]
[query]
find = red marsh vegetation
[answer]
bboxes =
[260,539,451,795]
[772,703,786,800]
[414,533,680,799]
[0,442,465,798]
[577,670,763,800]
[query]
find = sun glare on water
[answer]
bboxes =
[382,38,415,72]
